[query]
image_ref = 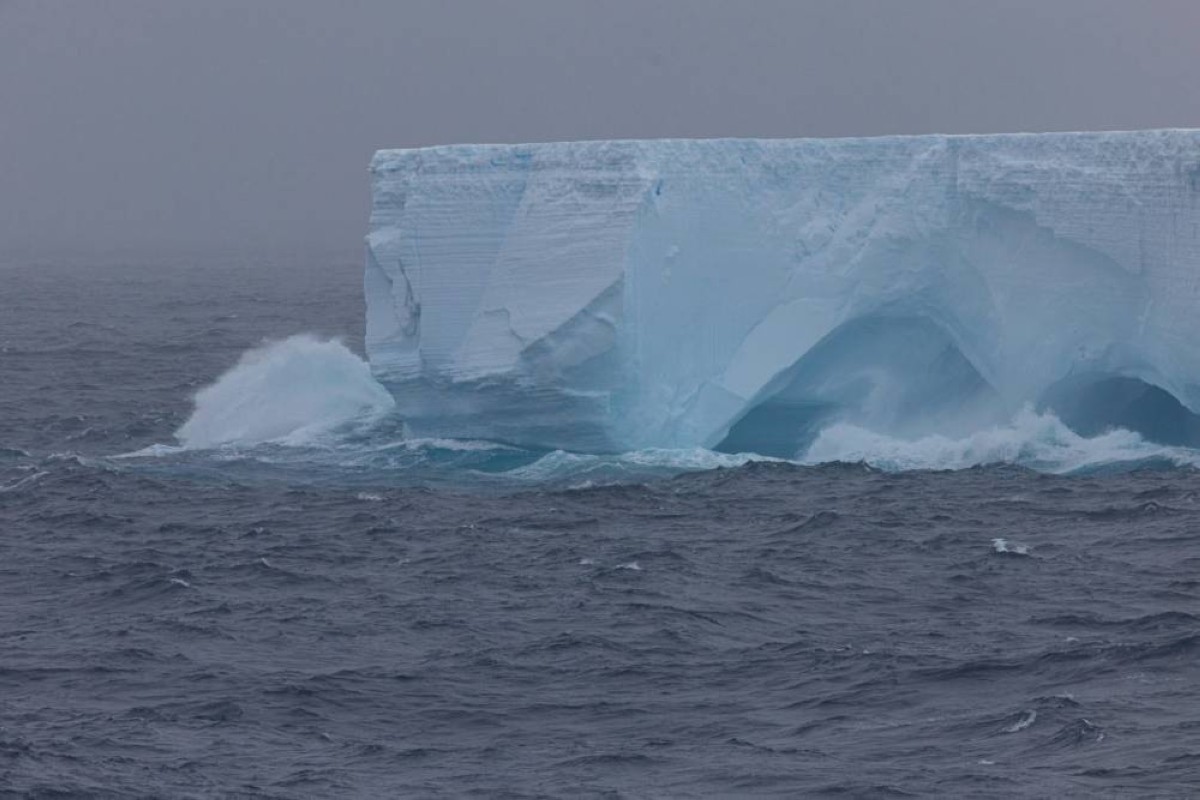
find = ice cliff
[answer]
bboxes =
[365,131,1200,454]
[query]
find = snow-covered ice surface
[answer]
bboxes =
[367,131,1200,455]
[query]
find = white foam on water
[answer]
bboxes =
[992,538,1031,556]
[1003,710,1038,733]
[397,438,517,453]
[801,408,1200,474]
[0,470,48,493]
[506,447,780,482]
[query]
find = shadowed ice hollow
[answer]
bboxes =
[177,335,394,449]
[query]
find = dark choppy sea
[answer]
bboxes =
[2,257,1200,798]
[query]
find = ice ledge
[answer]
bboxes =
[366,130,1200,453]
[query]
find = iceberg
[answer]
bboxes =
[365,131,1200,455]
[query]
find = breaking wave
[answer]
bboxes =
[801,408,1200,474]
[113,336,1200,486]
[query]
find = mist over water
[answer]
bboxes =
[3,258,1200,797]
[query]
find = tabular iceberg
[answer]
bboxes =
[365,131,1200,455]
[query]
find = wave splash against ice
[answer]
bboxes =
[176,335,394,449]
[801,408,1200,474]
[117,336,1200,484]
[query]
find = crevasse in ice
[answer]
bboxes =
[366,131,1200,454]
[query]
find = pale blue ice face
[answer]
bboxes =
[366,132,1200,455]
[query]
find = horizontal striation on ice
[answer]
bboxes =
[366,131,1200,453]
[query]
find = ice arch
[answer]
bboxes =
[714,315,1001,458]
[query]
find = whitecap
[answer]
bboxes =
[992,538,1031,556]
[507,447,781,482]
[116,443,184,458]
[0,471,48,493]
[1003,709,1037,733]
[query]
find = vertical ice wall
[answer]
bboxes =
[367,131,1200,453]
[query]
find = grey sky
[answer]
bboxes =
[2,0,1198,257]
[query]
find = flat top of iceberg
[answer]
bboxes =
[372,128,1200,173]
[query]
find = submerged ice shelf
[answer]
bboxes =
[365,131,1200,455]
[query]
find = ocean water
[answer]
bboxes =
[2,257,1200,798]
